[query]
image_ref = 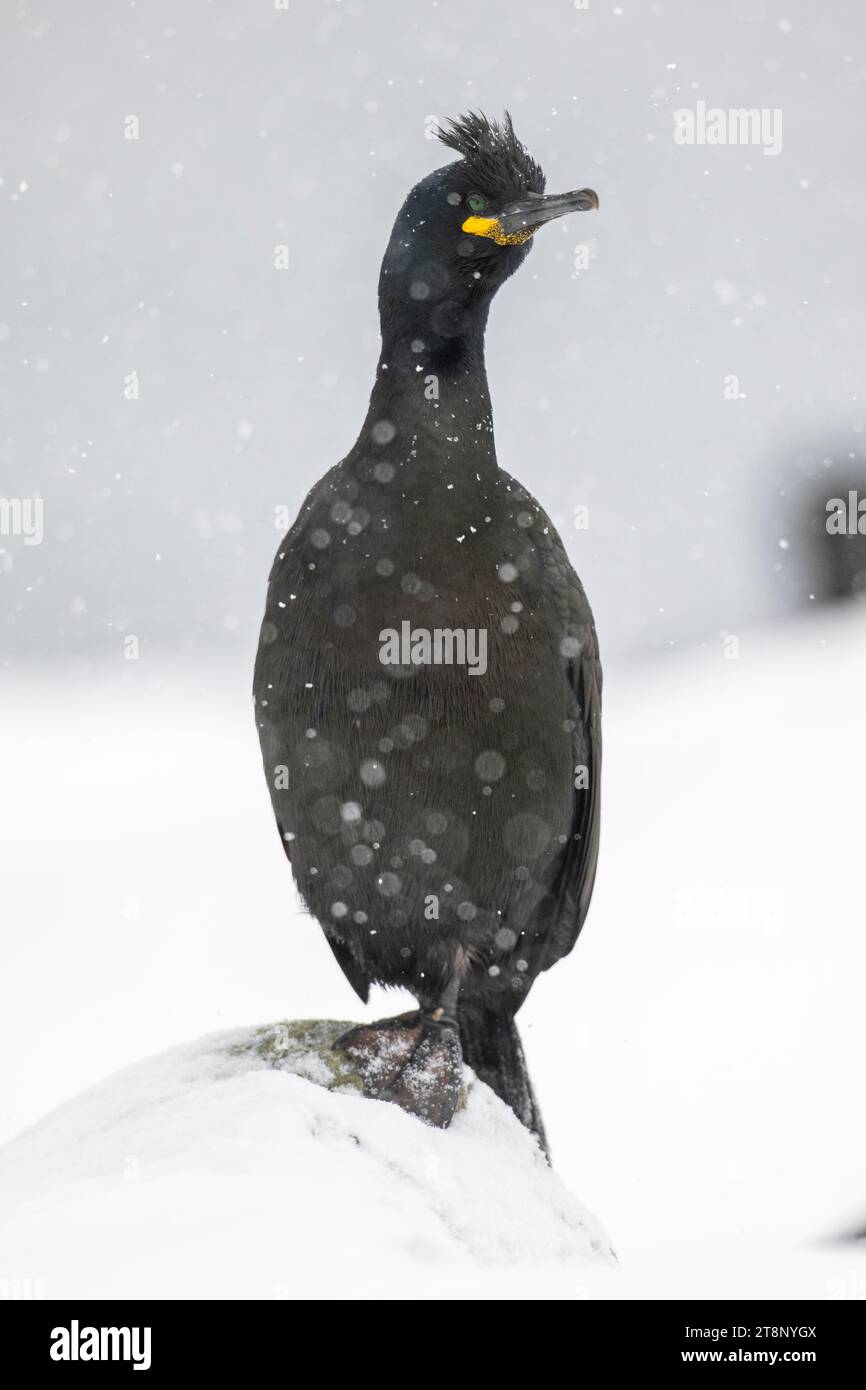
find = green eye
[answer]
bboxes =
[467,193,488,213]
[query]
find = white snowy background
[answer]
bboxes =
[2,0,866,1299]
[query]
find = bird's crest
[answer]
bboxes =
[435,111,546,200]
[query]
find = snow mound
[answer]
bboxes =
[0,1023,613,1300]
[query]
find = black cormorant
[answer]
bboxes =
[254,113,601,1153]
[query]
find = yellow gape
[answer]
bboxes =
[461,215,537,246]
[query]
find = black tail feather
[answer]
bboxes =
[458,1007,549,1158]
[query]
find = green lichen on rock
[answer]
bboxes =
[229,1019,365,1094]
[227,1017,470,1124]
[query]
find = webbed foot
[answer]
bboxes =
[336,1009,463,1129]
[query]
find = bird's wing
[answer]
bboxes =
[539,619,602,970]
[524,510,603,975]
[322,928,372,1004]
[256,463,373,1006]
[268,800,372,1005]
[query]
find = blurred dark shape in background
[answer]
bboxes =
[800,462,866,607]
[774,441,866,614]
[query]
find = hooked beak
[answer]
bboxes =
[497,187,599,239]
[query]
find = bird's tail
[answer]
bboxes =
[458,1006,549,1158]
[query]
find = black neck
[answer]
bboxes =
[351,309,499,484]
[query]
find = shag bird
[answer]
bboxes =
[254,112,601,1154]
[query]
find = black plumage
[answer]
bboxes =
[254,113,601,1152]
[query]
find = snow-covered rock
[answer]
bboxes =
[0,1022,612,1300]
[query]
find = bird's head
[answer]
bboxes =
[378,111,598,363]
